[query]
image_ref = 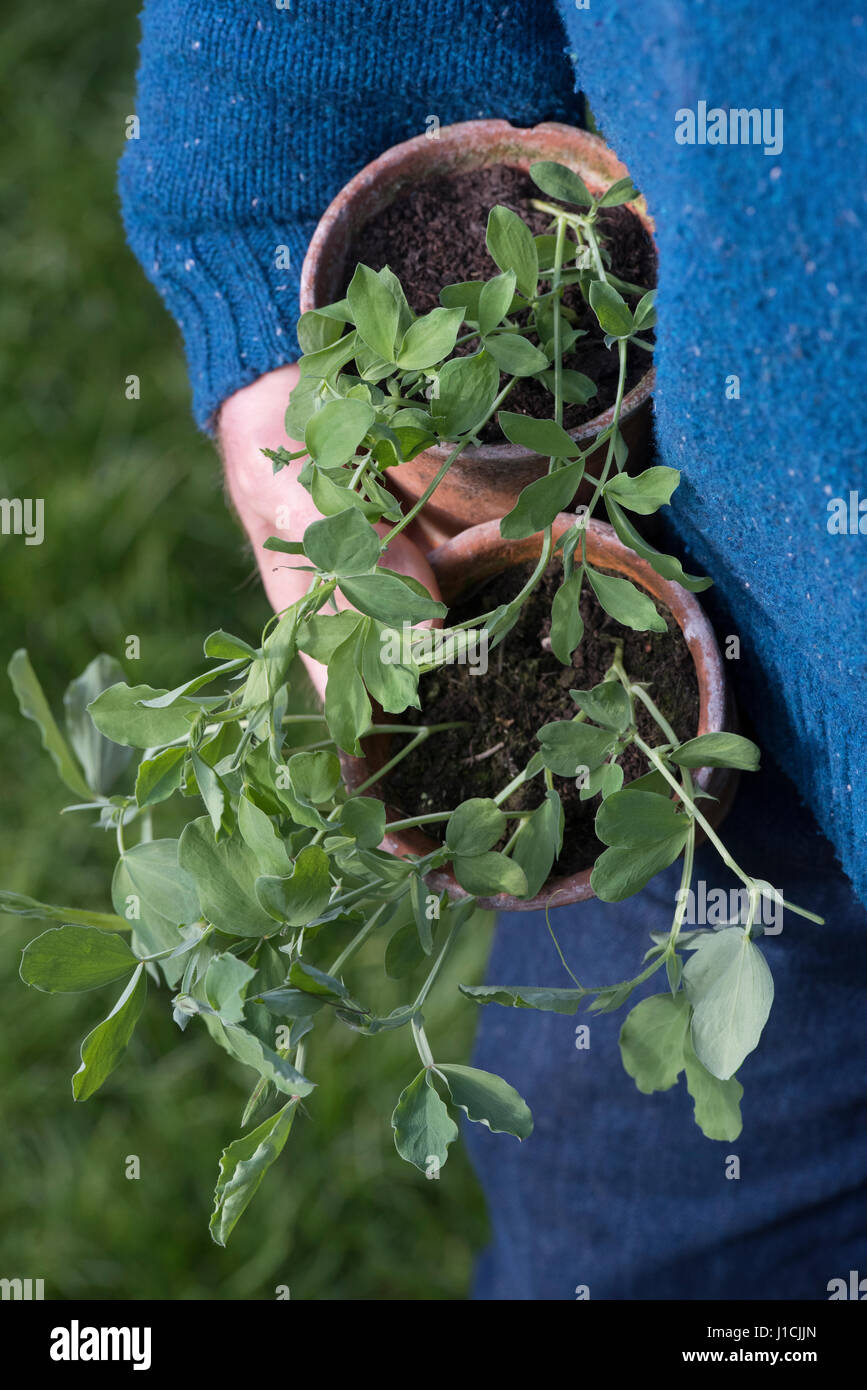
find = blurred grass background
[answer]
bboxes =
[0,1,491,1299]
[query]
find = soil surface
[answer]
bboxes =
[382,562,699,876]
[343,163,656,443]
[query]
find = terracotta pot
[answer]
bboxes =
[340,516,738,913]
[299,120,656,544]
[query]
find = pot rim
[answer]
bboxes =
[299,118,656,466]
[340,515,733,913]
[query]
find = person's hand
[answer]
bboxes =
[219,364,442,700]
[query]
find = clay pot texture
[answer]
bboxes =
[299,120,656,542]
[340,516,738,913]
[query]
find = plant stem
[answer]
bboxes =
[384,378,517,546]
[632,733,751,888]
[328,903,388,975]
[353,722,469,794]
[411,1016,435,1069]
[413,909,470,1011]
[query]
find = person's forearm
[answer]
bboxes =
[119,0,583,431]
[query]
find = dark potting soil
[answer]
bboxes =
[343,163,656,444]
[382,563,699,878]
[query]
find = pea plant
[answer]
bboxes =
[5,164,821,1244]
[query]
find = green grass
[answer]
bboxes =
[0,1,491,1299]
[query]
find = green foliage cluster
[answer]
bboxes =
[5,158,821,1247]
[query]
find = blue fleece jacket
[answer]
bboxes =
[120,0,867,1299]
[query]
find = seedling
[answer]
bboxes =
[5,165,821,1243]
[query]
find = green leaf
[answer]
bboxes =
[605,466,680,516]
[431,350,500,439]
[361,622,420,714]
[437,1063,533,1139]
[178,818,276,938]
[112,838,201,972]
[297,307,346,354]
[87,682,197,749]
[303,508,380,577]
[392,1070,459,1172]
[0,891,129,932]
[445,798,507,857]
[339,571,446,625]
[452,851,528,898]
[287,960,359,1006]
[618,992,691,1094]
[604,497,712,593]
[297,610,362,664]
[537,720,617,777]
[255,845,332,927]
[237,796,292,877]
[204,1015,315,1097]
[341,796,386,850]
[63,654,132,795]
[296,329,359,383]
[191,751,228,836]
[550,572,584,665]
[8,649,91,798]
[478,271,517,336]
[309,465,383,522]
[485,206,538,299]
[20,925,137,993]
[409,875,435,956]
[500,462,585,539]
[598,176,639,207]
[511,788,563,897]
[483,333,549,377]
[670,733,761,772]
[683,1033,744,1141]
[72,963,147,1100]
[386,921,427,978]
[210,1101,297,1247]
[591,839,687,902]
[263,536,304,557]
[287,750,341,804]
[633,290,657,331]
[304,397,375,470]
[529,160,593,208]
[396,306,464,369]
[586,567,667,633]
[204,952,257,1024]
[134,745,185,807]
[536,368,597,405]
[570,681,632,732]
[459,983,586,1013]
[497,411,582,458]
[596,788,688,847]
[346,263,399,361]
[438,280,485,320]
[589,280,634,338]
[601,763,624,798]
[682,927,774,1080]
[325,624,372,755]
[254,987,325,1020]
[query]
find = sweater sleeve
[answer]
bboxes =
[119,0,583,431]
[555,0,867,903]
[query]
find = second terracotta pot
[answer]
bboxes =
[300,120,656,543]
[340,516,738,912]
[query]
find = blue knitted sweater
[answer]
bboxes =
[119,1,866,902]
